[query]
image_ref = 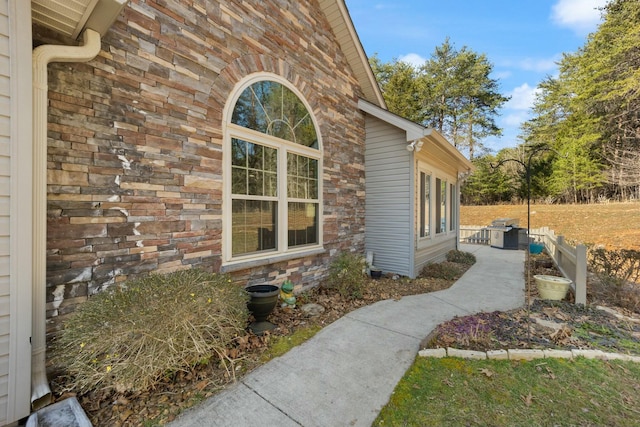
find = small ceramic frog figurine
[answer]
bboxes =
[279,280,296,308]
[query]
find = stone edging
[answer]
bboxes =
[419,347,640,363]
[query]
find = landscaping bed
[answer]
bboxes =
[50,261,472,426]
[49,252,640,426]
[425,253,640,355]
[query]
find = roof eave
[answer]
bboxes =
[318,0,386,108]
[421,130,474,172]
[31,0,128,40]
[358,98,473,172]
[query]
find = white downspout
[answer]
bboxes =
[31,28,102,410]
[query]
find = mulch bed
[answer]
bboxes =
[50,263,470,426]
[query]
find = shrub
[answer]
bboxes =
[589,248,640,285]
[50,269,249,393]
[446,250,476,265]
[589,248,640,313]
[327,252,367,299]
[421,262,462,280]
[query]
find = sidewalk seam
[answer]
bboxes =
[240,381,304,426]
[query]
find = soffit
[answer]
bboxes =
[32,0,98,39]
[31,0,128,40]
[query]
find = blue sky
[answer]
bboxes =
[345,0,608,153]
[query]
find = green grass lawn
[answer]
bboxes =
[375,356,640,427]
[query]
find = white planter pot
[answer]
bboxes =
[533,275,572,300]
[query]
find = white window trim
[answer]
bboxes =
[417,166,432,243]
[417,162,456,249]
[435,175,447,235]
[221,73,324,267]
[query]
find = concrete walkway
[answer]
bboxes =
[168,244,524,427]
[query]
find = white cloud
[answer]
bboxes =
[551,0,607,35]
[502,111,531,127]
[398,53,426,68]
[507,83,542,111]
[518,56,559,73]
[498,56,559,73]
[493,70,512,80]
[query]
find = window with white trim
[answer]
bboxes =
[226,78,321,260]
[436,177,447,234]
[450,183,456,231]
[419,172,431,238]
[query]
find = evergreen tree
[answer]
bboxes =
[521,0,640,202]
[369,40,509,160]
[421,39,509,159]
[369,54,424,124]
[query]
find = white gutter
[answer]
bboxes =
[31,28,102,410]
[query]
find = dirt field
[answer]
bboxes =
[461,202,640,250]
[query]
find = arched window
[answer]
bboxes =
[232,80,318,148]
[225,78,322,261]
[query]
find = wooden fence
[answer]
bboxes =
[460,225,587,305]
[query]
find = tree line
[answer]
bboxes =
[370,0,640,205]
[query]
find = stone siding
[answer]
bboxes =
[43,0,366,335]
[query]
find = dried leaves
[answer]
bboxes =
[521,392,534,407]
[428,298,640,354]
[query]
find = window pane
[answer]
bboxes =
[288,202,318,247]
[308,178,318,199]
[293,115,318,149]
[420,173,431,237]
[287,154,298,198]
[264,146,277,172]
[232,167,247,195]
[450,183,456,231]
[287,153,318,200]
[231,80,318,148]
[248,170,264,196]
[436,178,442,234]
[440,180,447,233]
[232,139,277,197]
[269,120,294,142]
[297,155,308,176]
[232,200,277,256]
[308,159,318,198]
[232,138,246,166]
[265,171,277,197]
[232,87,268,131]
[247,143,263,170]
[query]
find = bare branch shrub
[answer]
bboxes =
[446,250,476,265]
[589,248,640,313]
[50,269,249,393]
[421,262,462,280]
[590,248,640,285]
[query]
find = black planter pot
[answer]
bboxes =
[245,284,280,335]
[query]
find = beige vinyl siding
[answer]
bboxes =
[0,0,11,420]
[414,235,456,277]
[1,0,32,423]
[364,115,413,277]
